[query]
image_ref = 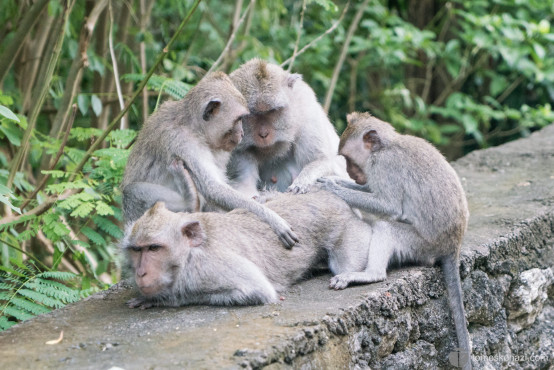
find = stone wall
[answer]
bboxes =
[0,124,553,369]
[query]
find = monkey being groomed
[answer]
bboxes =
[120,190,372,309]
[318,112,472,369]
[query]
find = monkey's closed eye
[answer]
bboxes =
[129,246,142,253]
[148,244,162,252]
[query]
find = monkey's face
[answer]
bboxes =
[242,107,291,149]
[124,203,206,299]
[339,138,369,185]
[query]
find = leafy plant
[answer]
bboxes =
[0,260,84,330]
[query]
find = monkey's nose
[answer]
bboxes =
[259,131,269,139]
[137,268,147,278]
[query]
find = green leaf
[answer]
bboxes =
[95,201,114,216]
[0,121,22,146]
[81,226,106,246]
[0,105,19,122]
[70,202,95,218]
[91,94,102,117]
[77,94,90,116]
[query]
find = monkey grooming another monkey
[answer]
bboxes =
[318,112,472,369]
[227,58,347,196]
[121,71,298,248]
[121,190,371,309]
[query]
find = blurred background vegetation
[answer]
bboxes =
[0,0,553,329]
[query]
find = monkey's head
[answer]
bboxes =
[230,59,302,152]
[186,71,249,152]
[339,112,397,184]
[121,202,206,299]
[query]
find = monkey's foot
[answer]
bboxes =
[287,182,311,194]
[127,297,155,309]
[329,271,386,290]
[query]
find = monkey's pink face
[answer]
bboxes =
[244,108,284,148]
[340,139,368,185]
[219,118,244,152]
[345,157,367,185]
[128,244,174,297]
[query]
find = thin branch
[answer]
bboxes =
[324,0,368,113]
[281,1,350,69]
[0,0,50,84]
[497,75,524,104]
[20,105,77,210]
[0,238,50,271]
[206,0,255,75]
[108,0,126,129]
[6,0,75,189]
[287,0,307,72]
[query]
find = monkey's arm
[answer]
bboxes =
[288,156,346,194]
[184,157,299,248]
[317,177,401,218]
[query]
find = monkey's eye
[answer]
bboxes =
[148,244,162,252]
[129,246,142,253]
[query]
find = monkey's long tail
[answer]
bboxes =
[441,253,472,370]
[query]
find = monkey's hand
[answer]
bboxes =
[316,176,342,193]
[266,209,299,248]
[127,297,155,310]
[287,180,312,194]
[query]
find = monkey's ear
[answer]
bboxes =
[181,221,205,248]
[203,99,222,121]
[286,73,302,88]
[363,130,383,152]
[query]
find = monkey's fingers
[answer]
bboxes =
[280,229,299,249]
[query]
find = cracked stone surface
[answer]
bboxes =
[1,124,553,369]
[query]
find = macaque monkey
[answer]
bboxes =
[227,58,347,197]
[121,190,371,308]
[121,72,298,248]
[318,112,472,369]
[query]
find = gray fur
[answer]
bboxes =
[121,190,370,308]
[121,72,299,248]
[318,112,472,369]
[227,58,347,197]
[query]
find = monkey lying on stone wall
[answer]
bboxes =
[318,112,472,369]
[121,190,372,309]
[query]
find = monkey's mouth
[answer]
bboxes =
[138,284,163,297]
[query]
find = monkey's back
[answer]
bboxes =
[393,135,469,249]
[202,190,367,291]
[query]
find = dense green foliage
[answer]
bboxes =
[0,0,552,328]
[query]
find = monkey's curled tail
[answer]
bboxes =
[441,253,472,370]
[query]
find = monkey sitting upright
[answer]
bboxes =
[121,71,298,248]
[227,58,347,196]
[318,112,472,369]
[121,190,371,309]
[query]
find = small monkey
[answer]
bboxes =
[121,72,298,248]
[318,112,472,369]
[227,59,347,197]
[121,190,371,309]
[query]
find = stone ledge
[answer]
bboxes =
[1,124,553,369]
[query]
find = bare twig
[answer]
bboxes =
[20,105,77,210]
[324,0,368,113]
[206,0,255,75]
[108,0,126,129]
[281,1,350,69]
[287,0,307,72]
[497,75,524,103]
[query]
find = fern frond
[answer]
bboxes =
[0,315,15,330]
[10,297,51,315]
[93,216,123,239]
[81,226,106,246]
[37,271,77,281]
[3,305,34,321]
[17,289,65,309]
